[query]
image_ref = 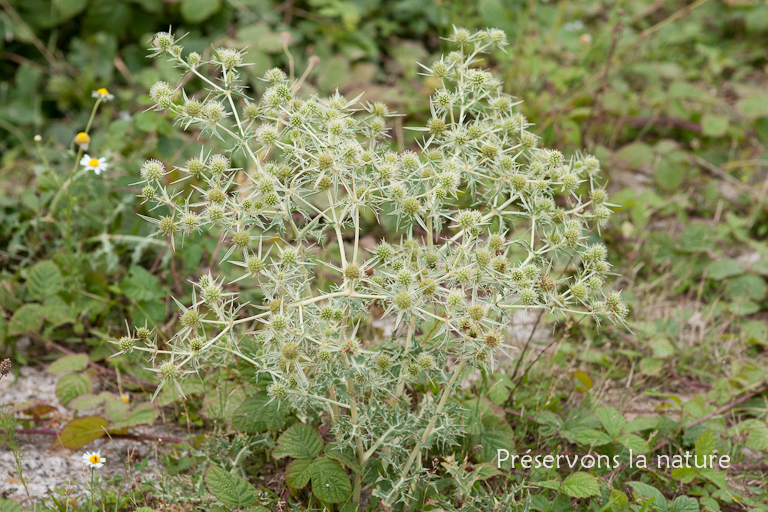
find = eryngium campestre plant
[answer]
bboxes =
[116,27,626,506]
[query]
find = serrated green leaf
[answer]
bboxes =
[695,429,716,458]
[618,434,649,454]
[671,466,696,484]
[273,424,323,460]
[309,457,352,504]
[564,428,612,447]
[705,259,744,280]
[628,481,667,512]
[670,496,699,512]
[121,265,165,302]
[56,416,109,449]
[701,114,729,137]
[68,393,106,410]
[561,472,599,498]
[324,442,363,475]
[595,406,626,439]
[112,402,158,430]
[105,398,129,422]
[27,260,63,300]
[0,498,24,512]
[232,392,288,433]
[8,304,44,336]
[56,373,92,406]
[48,354,89,374]
[205,465,260,508]
[623,416,659,433]
[285,458,314,489]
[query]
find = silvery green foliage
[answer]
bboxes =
[117,27,626,505]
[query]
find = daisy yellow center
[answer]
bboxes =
[121,395,130,403]
[90,455,101,464]
[75,132,90,144]
[97,88,109,95]
[89,158,99,167]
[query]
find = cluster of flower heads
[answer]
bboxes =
[116,28,626,476]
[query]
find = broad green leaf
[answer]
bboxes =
[700,114,729,137]
[105,397,130,422]
[112,402,158,430]
[0,498,24,512]
[309,457,352,504]
[561,472,599,498]
[232,392,288,433]
[699,468,727,489]
[68,394,106,410]
[671,466,696,484]
[628,481,667,512]
[180,0,221,23]
[614,143,654,168]
[27,260,63,300]
[695,429,716,458]
[56,416,109,449]
[671,496,699,512]
[324,443,363,475]
[679,223,715,253]
[705,259,744,280]
[48,354,89,374]
[618,434,649,454]
[725,274,767,301]
[8,304,44,336]
[273,424,323,460]
[565,428,612,447]
[736,93,768,119]
[623,416,659,433]
[56,373,92,406]
[285,458,314,489]
[121,265,165,302]
[205,465,260,508]
[595,406,626,439]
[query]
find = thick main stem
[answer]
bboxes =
[342,353,366,504]
[398,360,466,482]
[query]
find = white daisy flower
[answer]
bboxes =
[81,154,108,175]
[82,451,106,469]
[92,87,114,101]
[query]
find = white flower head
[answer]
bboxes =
[82,451,106,469]
[92,87,114,101]
[81,154,108,175]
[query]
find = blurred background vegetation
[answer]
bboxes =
[2,0,768,508]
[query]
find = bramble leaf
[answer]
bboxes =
[204,465,260,508]
[273,423,323,460]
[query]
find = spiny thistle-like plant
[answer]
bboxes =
[117,27,626,506]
